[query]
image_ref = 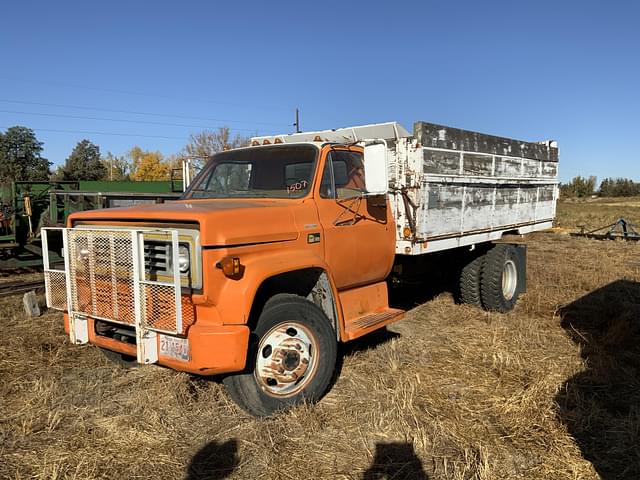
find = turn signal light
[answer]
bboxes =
[216,256,243,279]
[403,227,412,238]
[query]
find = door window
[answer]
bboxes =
[320,151,365,199]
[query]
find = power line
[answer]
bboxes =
[0,75,291,112]
[0,109,262,132]
[0,125,186,140]
[0,98,287,127]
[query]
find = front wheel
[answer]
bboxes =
[223,294,337,417]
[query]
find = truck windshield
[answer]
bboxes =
[183,145,318,199]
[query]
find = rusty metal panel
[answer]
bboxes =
[522,158,540,177]
[463,154,493,176]
[518,187,538,222]
[422,184,464,237]
[416,179,557,242]
[493,188,520,226]
[462,186,494,230]
[495,157,522,177]
[414,121,558,162]
[423,149,460,175]
[536,185,557,220]
[408,120,558,250]
[541,161,558,178]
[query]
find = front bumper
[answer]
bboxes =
[64,313,250,375]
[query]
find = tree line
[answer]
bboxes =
[560,176,640,198]
[0,125,249,184]
[5,128,637,199]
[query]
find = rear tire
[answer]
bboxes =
[459,253,485,307]
[480,244,523,313]
[223,294,337,417]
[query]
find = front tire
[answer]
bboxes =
[480,244,523,313]
[223,294,337,417]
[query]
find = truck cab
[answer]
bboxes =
[44,139,404,416]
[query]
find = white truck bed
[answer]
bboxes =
[252,121,559,255]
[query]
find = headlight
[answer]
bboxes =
[178,244,190,273]
[77,248,90,262]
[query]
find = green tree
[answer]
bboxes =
[599,177,613,197]
[598,177,640,197]
[560,176,597,198]
[57,139,106,181]
[0,126,50,183]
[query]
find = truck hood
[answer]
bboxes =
[68,199,299,247]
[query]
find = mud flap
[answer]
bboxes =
[515,244,527,293]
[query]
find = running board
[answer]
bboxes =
[343,308,405,341]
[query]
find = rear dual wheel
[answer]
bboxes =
[459,253,485,307]
[459,244,524,313]
[223,294,337,417]
[481,244,523,313]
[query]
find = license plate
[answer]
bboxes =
[159,334,190,362]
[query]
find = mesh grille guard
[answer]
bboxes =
[42,227,185,364]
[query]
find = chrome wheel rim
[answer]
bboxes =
[255,322,318,397]
[502,260,518,301]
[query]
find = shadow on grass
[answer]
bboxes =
[326,327,401,395]
[340,326,401,358]
[362,442,429,479]
[186,439,239,480]
[558,279,640,479]
[388,281,453,311]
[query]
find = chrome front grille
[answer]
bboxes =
[144,240,172,275]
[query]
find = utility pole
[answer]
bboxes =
[293,108,301,133]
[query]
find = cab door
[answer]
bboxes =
[314,147,395,290]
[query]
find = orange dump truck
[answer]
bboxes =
[43,121,559,416]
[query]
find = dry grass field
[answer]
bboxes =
[556,196,640,231]
[1,198,640,479]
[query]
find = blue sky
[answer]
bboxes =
[0,0,638,182]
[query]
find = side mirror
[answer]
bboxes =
[363,141,388,195]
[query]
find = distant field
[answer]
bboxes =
[1,201,639,479]
[556,196,640,230]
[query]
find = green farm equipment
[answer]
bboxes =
[0,180,182,269]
